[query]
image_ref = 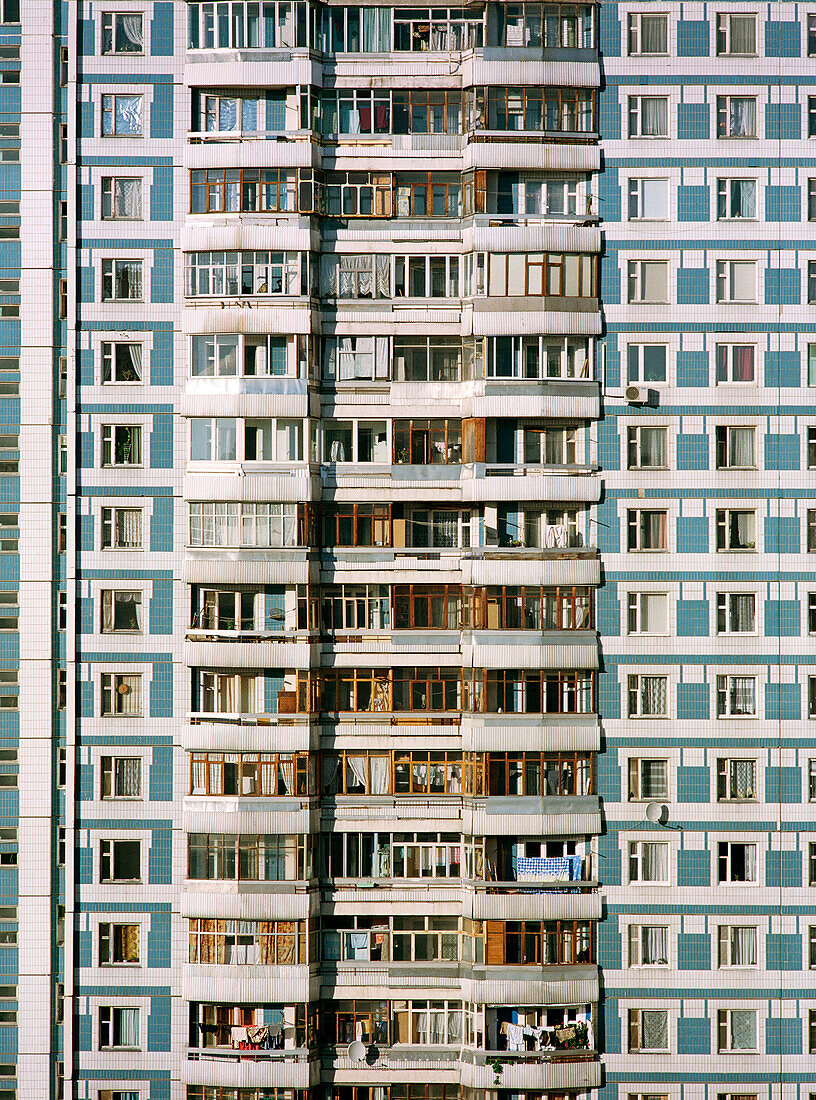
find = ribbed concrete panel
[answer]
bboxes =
[461,1058,601,1090]
[469,556,600,585]
[463,471,601,503]
[182,222,315,252]
[464,59,601,87]
[182,305,314,334]
[184,808,313,833]
[184,58,321,88]
[462,719,600,751]
[182,966,315,1005]
[181,723,313,754]
[183,640,313,669]
[183,473,317,503]
[464,808,602,836]
[186,140,317,170]
[471,309,602,335]
[466,891,602,921]
[470,391,600,419]
[466,142,601,172]
[182,557,315,585]
[471,224,601,253]
[461,975,599,1004]
[180,392,314,418]
[182,1058,315,1089]
[180,889,316,921]
[470,640,598,669]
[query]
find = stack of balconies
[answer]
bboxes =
[180,3,603,1098]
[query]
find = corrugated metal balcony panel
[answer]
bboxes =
[322,800,462,832]
[469,223,601,253]
[183,56,320,88]
[320,725,463,750]
[465,142,600,172]
[180,722,314,754]
[460,973,598,1005]
[470,388,600,420]
[181,305,314,335]
[463,58,601,87]
[469,309,602,336]
[469,556,600,586]
[462,715,600,752]
[461,1057,600,1091]
[328,1056,460,1082]
[469,638,599,669]
[324,894,463,917]
[180,391,316,419]
[182,555,316,586]
[465,890,601,922]
[183,639,313,670]
[182,1054,316,1090]
[183,472,318,503]
[180,887,317,921]
[182,965,316,1006]
[464,805,602,837]
[185,137,318,171]
[184,807,314,834]
[182,221,317,253]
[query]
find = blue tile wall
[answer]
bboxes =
[595,498,620,553]
[149,579,173,635]
[764,269,800,305]
[597,418,620,471]
[601,255,621,305]
[677,682,709,720]
[79,101,94,138]
[78,762,94,802]
[595,580,620,636]
[677,19,709,55]
[76,929,92,969]
[766,932,802,970]
[598,671,621,720]
[149,662,173,718]
[765,765,801,804]
[79,349,94,387]
[598,832,621,886]
[677,185,709,222]
[264,670,284,713]
[150,329,173,387]
[766,1017,802,1055]
[80,182,94,223]
[764,350,800,388]
[676,434,709,470]
[765,103,801,140]
[149,84,174,140]
[150,248,174,304]
[677,104,710,140]
[78,595,93,635]
[147,826,172,885]
[597,913,621,969]
[79,680,94,717]
[765,850,801,888]
[149,167,173,221]
[765,185,801,221]
[765,434,799,471]
[677,765,710,803]
[264,587,285,631]
[765,683,801,721]
[676,600,709,636]
[147,911,171,967]
[598,166,621,223]
[75,1012,91,1052]
[79,266,94,303]
[764,517,798,554]
[603,1001,621,1053]
[677,1015,710,1052]
[150,3,175,56]
[677,849,710,887]
[764,599,799,636]
[598,89,621,140]
[676,350,709,387]
[677,516,709,554]
[597,746,621,803]
[599,5,621,55]
[77,846,92,884]
[677,268,709,305]
[765,21,801,57]
[148,746,173,802]
[149,497,173,553]
[79,19,94,55]
[147,994,171,1051]
[149,413,173,469]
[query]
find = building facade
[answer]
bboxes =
[0,1,811,1100]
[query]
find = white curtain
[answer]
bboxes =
[119,758,141,796]
[642,842,668,881]
[641,97,667,136]
[127,342,142,380]
[370,756,389,794]
[192,760,207,794]
[347,755,369,792]
[733,927,756,966]
[730,428,754,467]
[731,760,754,799]
[322,756,340,793]
[642,677,667,715]
[641,428,666,468]
[116,96,142,134]
[731,1010,756,1049]
[642,1010,667,1049]
[743,845,756,881]
[730,677,755,715]
[643,926,667,964]
[732,178,756,217]
[117,1008,139,1048]
[120,14,144,48]
[730,97,756,136]
[114,178,141,218]
[278,759,294,795]
[641,15,667,53]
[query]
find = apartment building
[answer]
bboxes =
[0,1,810,1100]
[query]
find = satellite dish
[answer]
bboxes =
[347,1040,366,1062]
[645,801,664,824]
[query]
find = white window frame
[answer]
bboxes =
[716,592,756,634]
[627,343,668,383]
[100,506,143,550]
[626,592,669,635]
[100,672,143,717]
[715,343,755,384]
[98,1005,141,1050]
[716,95,757,138]
[98,921,142,966]
[627,178,669,220]
[101,12,145,55]
[715,12,757,55]
[715,507,756,551]
[100,754,143,799]
[628,924,669,967]
[627,13,669,55]
[626,426,668,469]
[100,590,143,635]
[717,840,757,884]
[101,340,144,385]
[715,260,756,303]
[101,176,143,220]
[809,925,816,967]
[715,675,757,718]
[627,261,669,304]
[716,178,757,220]
[101,424,143,468]
[628,756,669,800]
[626,509,669,551]
[101,258,144,302]
[809,758,816,801]
[627,95,669,138]
[627,1007,670,1051]
[716,1008,758,1052]
[715,425,755,469]
[628,674,669,717]
[628,840,670,884]
[100,92,144,137]
[717,757,757,801]
[717,925,758,969]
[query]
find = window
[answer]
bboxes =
[99,1006,140,1049]
[627,344,667,382]
[627,509,668,551]
[188,0,307,48]
[810,595,816,634]
[102,342,142,383]
[189,917,310,964]
[101,259,143,301]
[716,344,754,383]
[190,168,317,215]
[809,428,816,469]
[717,96,756,138]
[187,833,311,881]
[101,177,142,219]
[717,178,756,219]
[628,925,668,966]
[188,502,302,548]
[629,841,669,884]
[58,592,67,631]
[716,593,755,633]
[627,261,668,303]
[101,94,143,136]
[717,925,757,967]
[809,260,816,303]
[101,756,142,799]
[627,593,668,635]
[716,260,756,303]
[628,675,668,717]
[715,426,754,468]
[717,841,756,883]
[717,1008,757,1051]
[627,13,668,55]
[716,13,756,55]
[628,1007,668,1051]
[101,425,142,467]
[717,759,756,801]
[99,1091,140,1100]
[810,925,816,967]
[810,179,816,220]
[99,839,141,883]
[185,250,304,298]
[628,178,668,219]
[627,427,667,469]
[101,507,142,549]
[628,758,668,800]
[99,923,140,965]
[628,96,668,137]
[102,13,144,54]
[716,508,755,551]
[100,673,142,716]
[0,2,18,23]
[716,676,756,717]
[810,510,816,552]
[811,676,816,717]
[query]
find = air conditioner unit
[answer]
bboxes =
[625,385,652,404]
